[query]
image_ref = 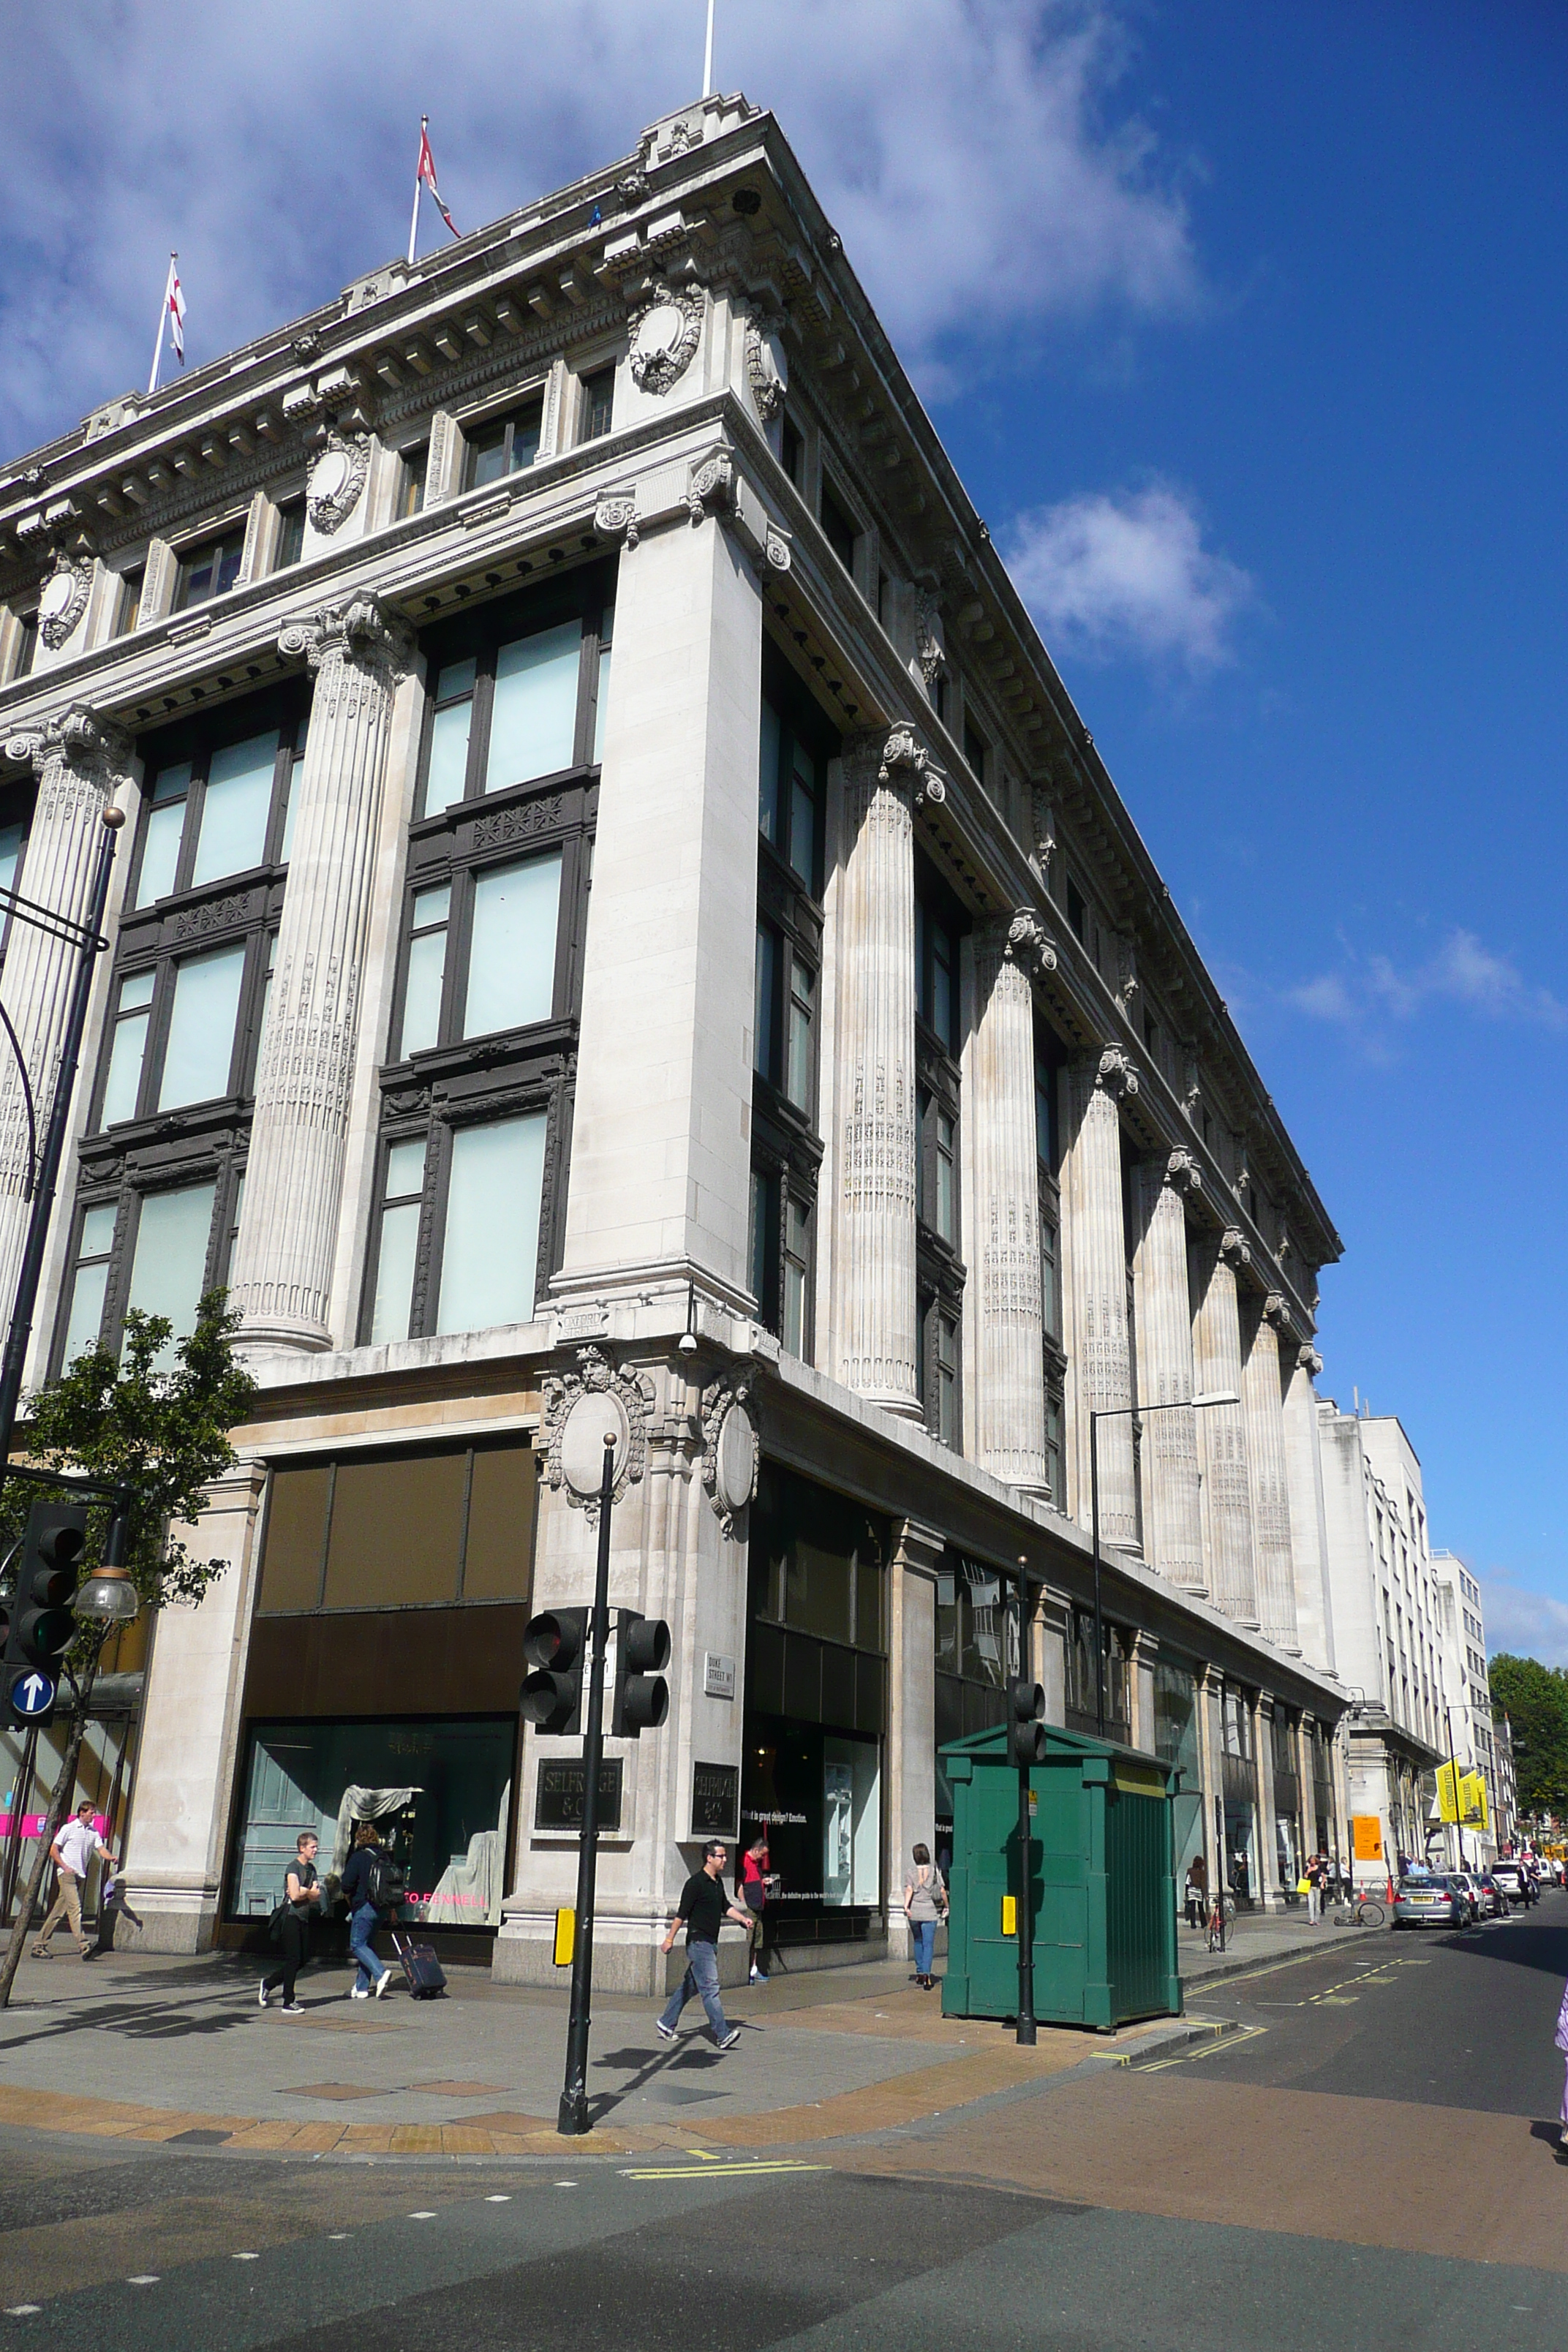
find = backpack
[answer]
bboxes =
[366,1850,407,1910]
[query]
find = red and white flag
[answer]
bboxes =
[416,118,459,242]
[164,255,186,364]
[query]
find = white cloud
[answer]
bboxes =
[1479,1575,1568,1671]
[0,2,1197,456]
[1288,929,1568,1042]
[1003,483,1252,671]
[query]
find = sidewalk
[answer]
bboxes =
[1178,1903,1376,1991]
[0,1943,1194,2160]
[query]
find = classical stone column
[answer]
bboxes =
[1190,1226,1258,1624]
[887,1517,942,1900]
[830,725,940,1419]
[230,596,412,1350]
[0,705,130,1338]
[960,909,1053,1487]
[1243,1292,1300,1650]
[1059,1047,1138,1546]
[1129,1147,1205,1591]
[1284,1343,1337,1675]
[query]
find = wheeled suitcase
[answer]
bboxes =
[391,1927,448,1999]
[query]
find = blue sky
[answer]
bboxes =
[3,3,1564,1654]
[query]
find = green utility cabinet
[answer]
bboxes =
[941,1722,1182,2029]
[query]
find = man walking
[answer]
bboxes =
[32,1801,117,1959]
[259,1831,322,2015]
[655,1841,754,2051]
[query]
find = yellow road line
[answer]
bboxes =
[1134,2026,1267,2072]
[619,2160,829,2180]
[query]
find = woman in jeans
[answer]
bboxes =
[259,1831,320,2015]
[903,1842,946,1990]
[339,1821,396,1999]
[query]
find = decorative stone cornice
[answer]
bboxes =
[277,592,413,681]
[1004,906,1057,976]
[1219,1226,1251,1269]
[1164,1146,1202,1196]
[4,703,129,792]
[1095,1044,1139,1101]
[700,1365,760,1539]
[540,1345,653,1526]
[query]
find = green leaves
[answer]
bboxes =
[1,1289,257,1625]
[1488,1654,1568,1819]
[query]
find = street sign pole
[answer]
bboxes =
[557,1434,616,2138]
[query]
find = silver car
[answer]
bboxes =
[1391,1874,1467,1930]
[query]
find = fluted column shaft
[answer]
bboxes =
[230,597,411,1349]
[0,706,129,1333]
[1243,1295,1299,1649]
[1283,1344,1336,1673]
[1130,1152,1205,1591]
[962,913,1049,1487]
[1060,1049,1137,1546]
[1190,1229,1258,1623]
[832,729,932,1418]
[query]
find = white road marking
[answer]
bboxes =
[127,2276,160,2286]
[485,2194,512,2203]
[407,2211,437,2220]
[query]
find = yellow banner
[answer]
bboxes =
[1460,1773,1489,1829]
[1436,1762,1459,1823]
[1352,1814,1384,1861]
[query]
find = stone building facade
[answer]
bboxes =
[1431,1549,1500,1866]
[1,96,1352,1975]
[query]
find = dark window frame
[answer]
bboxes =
[123,688,308,912]
[578,366,615,443]
[174,527,246,611]
[53,1156,246,1376]
[462,395,545,490]
[819,475,859,576]
[410,570,612,823]
[396,442,429,520]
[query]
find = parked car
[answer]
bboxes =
[1391,1874,1469,1930]
[1492,1860,1529,1907]
[1472,1871,1508,1918]
[1447,1872,1482,1923]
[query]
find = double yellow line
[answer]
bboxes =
[619,2158,827,2180]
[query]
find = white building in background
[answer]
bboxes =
[1431,1550,1499,1866]
[0,94,1358,1969]
[1319,1406,1447,1881]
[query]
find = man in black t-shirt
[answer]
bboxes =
[655,1841,753,2049]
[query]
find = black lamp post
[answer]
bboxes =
[1088,1391,1239,1738]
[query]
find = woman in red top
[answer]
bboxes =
[740,1833,772,1983]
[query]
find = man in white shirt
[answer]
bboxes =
[32,1801,118,1959]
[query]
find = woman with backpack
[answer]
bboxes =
[903,1842,947,1990]
[339,1820,399,1999]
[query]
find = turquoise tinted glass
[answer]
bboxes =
[158,944,246,1108]
[127,1182,217,1368]
[484,623,580,791]
[461,853,560,1039]
[437,1113,546,1335]
[192,733,277,886]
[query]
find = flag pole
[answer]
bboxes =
[147,255,173,398]
[408,116,426,268]
[703,0,716,95]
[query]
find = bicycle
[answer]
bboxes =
[1330,1893,1385,1928]
[1205,1889,1237,1952]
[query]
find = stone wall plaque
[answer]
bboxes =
[704,1651,736,1700]
[690,1762,739,1841]
[535,1756,623,1833]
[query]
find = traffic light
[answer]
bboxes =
[611,1610,670,1739]
[5,1500,87,1727]
[1010,1677,1047,1768]
[521,1607,590,1735]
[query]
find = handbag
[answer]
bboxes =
[265,1899,289,1945]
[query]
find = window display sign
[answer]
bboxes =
[691,1761,739,1839]
[230,1716,513,1928]
[535,1755,622,1833]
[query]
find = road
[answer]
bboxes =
[1,1895,1565,2350]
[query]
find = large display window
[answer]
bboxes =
[742,1463,888,1942]
[934,1555,1014,1874]
[229,1715,513,1929]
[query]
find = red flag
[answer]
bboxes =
[417,121,459,241]
[165,256,186,364]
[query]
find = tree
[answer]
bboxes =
[0,1293,256,2007]
[1488,1654,1568,1824]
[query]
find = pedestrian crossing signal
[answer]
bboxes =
[521,1608,590,1736]
[1010,1678,1046,1768]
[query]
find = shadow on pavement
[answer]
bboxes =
[1425,1916,1568,1978]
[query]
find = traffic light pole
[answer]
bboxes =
[0,808,121,1487]
[557,1434,615,2138]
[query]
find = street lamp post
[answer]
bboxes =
[1088,1392,1240,1739]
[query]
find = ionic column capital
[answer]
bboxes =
[1297,1343,1323,1376]
[1096,1044,1140,1101]
[847,720,946,806]
[277,592,415,683]
[1164,1145,1202,1196]
[4,702,130,796]
[1004,905,1058,976]
[1220,1224,1251,1268]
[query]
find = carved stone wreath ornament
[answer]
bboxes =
[701,1368,760,1539]
[306,431,371,536]
[540,1345,652,1524]
[627,284,705,396]
[37,555,93,650]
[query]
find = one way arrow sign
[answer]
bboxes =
[7,1669,56,1722]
